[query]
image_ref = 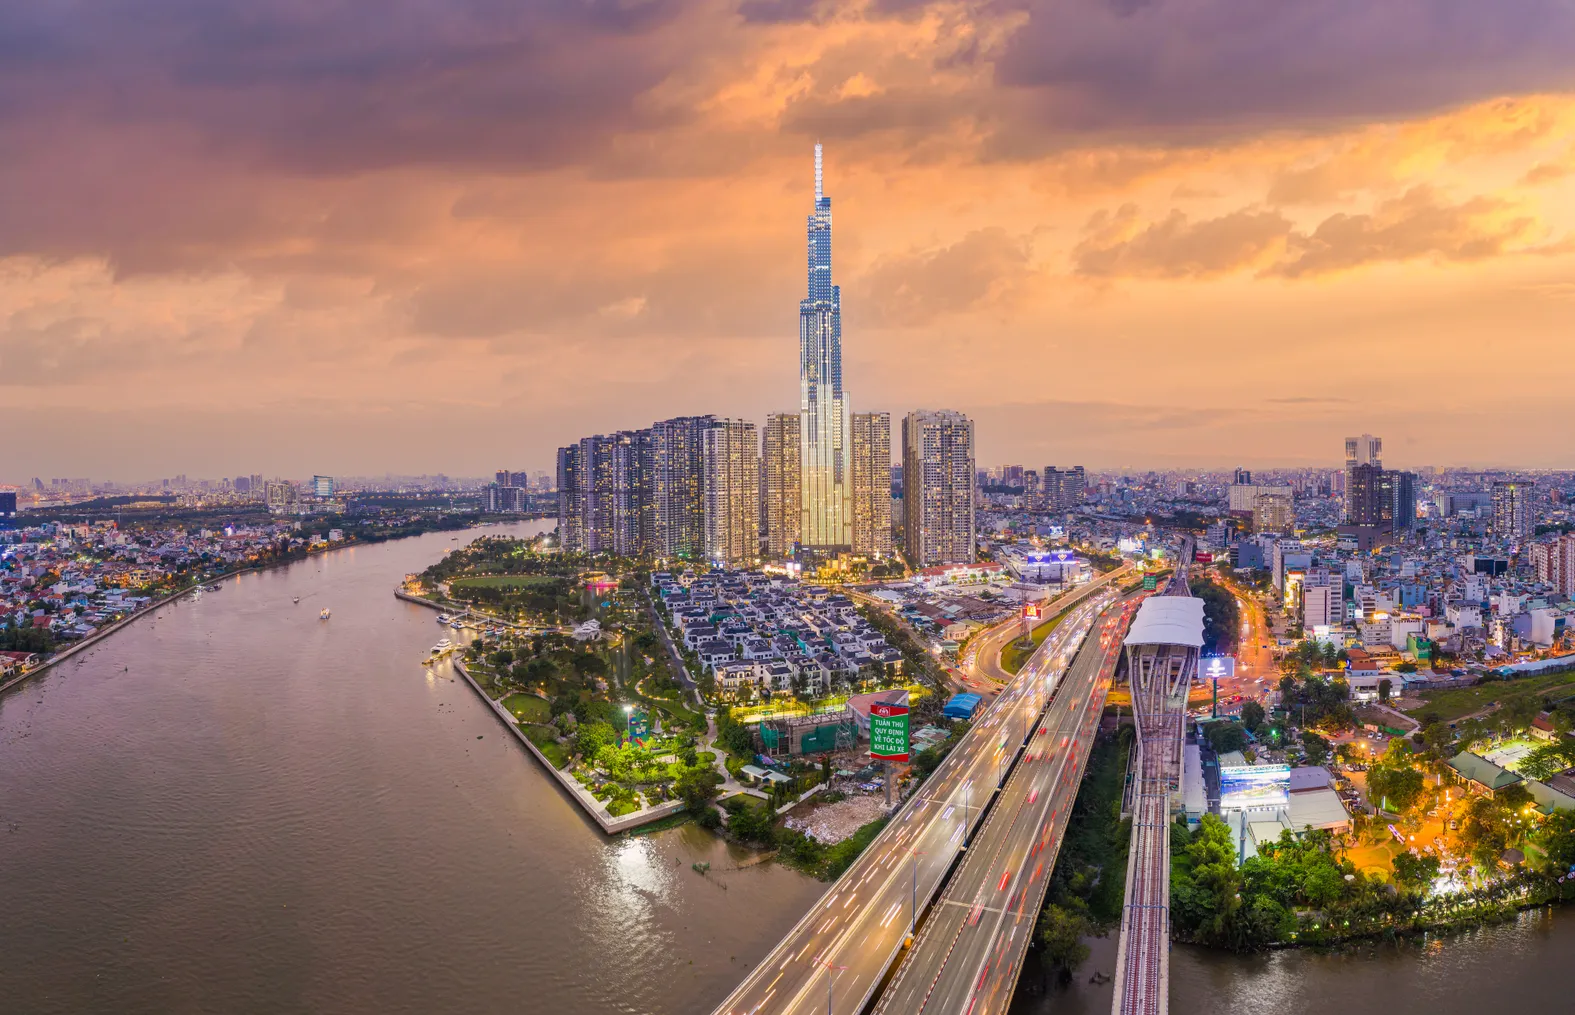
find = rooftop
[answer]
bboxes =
[1124,596,1205,648]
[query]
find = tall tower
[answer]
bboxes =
[1343,434,1381,519]
[800,143,852,550]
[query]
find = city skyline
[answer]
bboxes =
[4,4,1575,478]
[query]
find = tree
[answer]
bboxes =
[1037,903,1092,977]
[676,766,723,815]
[1206,722,1248,755]
[1390,851,1440,893]
[1240,700,1266,733]
[1534,808,1575,870]
[1367,762,1425,813]
[575,721,617,759]
[1300,732,1330,767]
[1378,678,1393,703]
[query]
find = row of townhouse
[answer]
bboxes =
[654,569,903,700]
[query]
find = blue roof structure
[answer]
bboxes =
[943,693,982,720]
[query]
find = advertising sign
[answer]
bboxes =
[1200,656,1236,682]
[1219,764,1290,811]
[869,702,911,762]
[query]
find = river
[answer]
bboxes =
[4,524,1574,1013]
[0,523,821,1014]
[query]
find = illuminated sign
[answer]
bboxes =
[1220,764,1290,811]
[1143,575,1158,591]
[1200,656,1236,681]
[869,702,911,762]
[1023,603,1041,621]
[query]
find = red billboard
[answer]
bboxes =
[869,702,911,762]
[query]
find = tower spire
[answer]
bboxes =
[814,142,823,203]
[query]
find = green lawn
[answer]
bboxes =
[520,723,569,768]
[501,692,552,723]
[1001,611,1067,674]
[451,574,563,590]
[1403,672,1575,723]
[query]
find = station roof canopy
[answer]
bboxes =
[1124,597,1205,648]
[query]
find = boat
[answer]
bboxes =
[430,637,453,656]
[320,608,331,620]
[436,614,450,624]
[292,597,300,604]
[206,584,221,591]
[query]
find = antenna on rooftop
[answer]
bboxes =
[814,142,823,202]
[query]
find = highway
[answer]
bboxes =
[968,566,1133,687]
[710,568,1132,1015]
[872,592,1142,1015]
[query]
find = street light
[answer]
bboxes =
[815,956,847,1015]
[905,846,926,942]
[623,703,634,742]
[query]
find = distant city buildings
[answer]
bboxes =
[311,475,335,499]
[1041,466,1086,511]
[902,410,976,567]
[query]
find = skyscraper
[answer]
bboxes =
[556,444,582,550]
[799,144,852,550]
[763,412,801,557]
[1344,434,1381,519]
[1492,480,1530,539]
[648,415,710,560]
[851,411,893,557]
[703,419,761,567]
[903,411,975,567]
[1042,466,1086,511]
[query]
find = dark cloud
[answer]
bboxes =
[857,228,1033,326]
[0,0,698,174]
[736,0,823,24]
[996,0,1575,138]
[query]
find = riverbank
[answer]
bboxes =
[1,530,460,699]
[449,656,688,835]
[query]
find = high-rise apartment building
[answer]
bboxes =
[851,412,893,557]
[1492,480,1531,540]
[1344,434,1381,517]
[903,411,976,567]
[763,413,801,557]
[556,444,582,550]
[1390,470,1417,535]
[1347,464,1393,528]
[1042,466,1086,511]
[702,419,760,567]
[1303,581,1344,630]
[649,415,710,559]
[799,144,852,549]
[1253,490,1294,535]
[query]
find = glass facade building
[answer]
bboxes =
[799,143,853,549]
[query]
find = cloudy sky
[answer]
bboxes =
[4,0,1574,480]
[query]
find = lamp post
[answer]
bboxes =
[816,957,847,1015]
[623,703,634,744]
[906,847,926,943]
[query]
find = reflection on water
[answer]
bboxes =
[1011,907,1575,1013]
[0,524,821,1014]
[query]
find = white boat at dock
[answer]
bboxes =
[436,614,450,624]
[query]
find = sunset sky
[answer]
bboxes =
[4,0,1575,480]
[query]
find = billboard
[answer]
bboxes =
[869,702,911,762]
[1220,764,1290,811]
[1200,656,1236,682]
[1143,575,1158,591]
